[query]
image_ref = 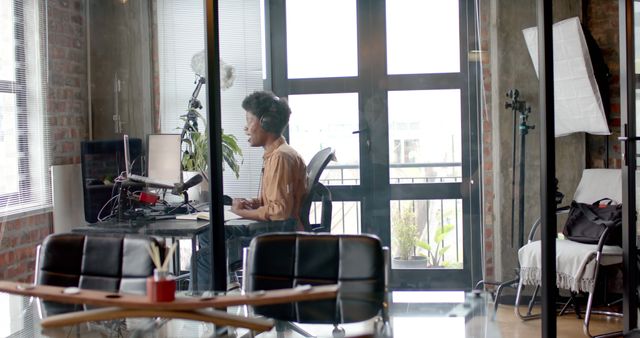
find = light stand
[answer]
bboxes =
[180,75,206,142]
[173,75,207,214]
[506,89,534,248]
[475,89,533,320]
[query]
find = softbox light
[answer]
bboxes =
[522,17,610,137]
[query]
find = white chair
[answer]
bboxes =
[515,169,624,338]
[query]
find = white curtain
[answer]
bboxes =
[156,0,264,198]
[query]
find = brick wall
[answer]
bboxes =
[479,0,495,282]
[48,0,88,165]
[0,214,53,282]
[585,0,621,168]
[0,0,88,283]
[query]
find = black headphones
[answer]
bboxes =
[259,113,280,134]
[259,95,286,134]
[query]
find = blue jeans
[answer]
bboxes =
[195,219,297,291]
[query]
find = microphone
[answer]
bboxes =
[172,173,204,195]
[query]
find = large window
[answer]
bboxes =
[268,0,480,288]
[0,0,50,216]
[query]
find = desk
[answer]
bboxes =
[72,218,209,290]
[0,289,501,337]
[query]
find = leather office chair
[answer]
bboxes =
[244,232,390,338]
[35,233,162,316]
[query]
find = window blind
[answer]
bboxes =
[0,0,51,216]
[156,0,264,199]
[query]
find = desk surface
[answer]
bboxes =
[72,218,210,237]
[1,290,501,338]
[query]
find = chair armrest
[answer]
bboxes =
[311,183,332,233]
[527,218,542,243]
[526,206,570,243]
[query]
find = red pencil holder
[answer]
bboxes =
[146,276,176,302]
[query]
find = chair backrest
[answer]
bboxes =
[305,147,336,189]
[300,148,336,231]
[36,233,160,295]
[245,232,385,324]
[573,169,621,204]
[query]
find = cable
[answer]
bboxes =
[97,194,121,222]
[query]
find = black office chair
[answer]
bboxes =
[35,233,162,316]
[300,147,336,232]
[244,232,390,338]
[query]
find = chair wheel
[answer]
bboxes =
[332,326,345,338]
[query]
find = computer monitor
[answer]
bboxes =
[124,134,132,177]
[147,134,182,184]
[80,138,143,223]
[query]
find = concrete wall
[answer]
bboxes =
[486,0,586,281]
[88,0,153,141]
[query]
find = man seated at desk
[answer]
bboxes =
[196,91,307,290]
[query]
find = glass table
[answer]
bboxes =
[0,289,502,337]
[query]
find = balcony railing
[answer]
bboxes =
[308,162,464,269]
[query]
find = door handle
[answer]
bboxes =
[352,128,371,152]
[619,124,640,166]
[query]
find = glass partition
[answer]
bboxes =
[71,4,592,337]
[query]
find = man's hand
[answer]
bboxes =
[231,198,251,212]
[230,198,266,221]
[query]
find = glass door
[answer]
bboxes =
[380,0,480,289]
[266,0,481,290]
[620,0,639,331]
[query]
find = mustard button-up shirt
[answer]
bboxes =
[254,137,307,226]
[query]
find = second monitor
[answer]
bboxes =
[147,134,183,185]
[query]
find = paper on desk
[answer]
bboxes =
[175,212,208,221]
[175,208,242,221]
[225,209,242,221]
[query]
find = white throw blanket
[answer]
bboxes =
[518,239,622,293]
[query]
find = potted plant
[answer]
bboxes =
[180,109,243,200]
[392,207,427,269]
[416,223,455,268]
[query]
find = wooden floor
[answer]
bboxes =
[222,298,625,337]
[245,305,624,338]
[493,305,623,338]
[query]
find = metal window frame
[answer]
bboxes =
[260,0,482,290]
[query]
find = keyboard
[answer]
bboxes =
[128,174,175,189]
